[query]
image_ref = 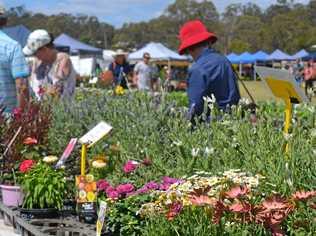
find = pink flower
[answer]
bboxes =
[116,183,135,195]
[97,179,110,192]
[292,190,316,201]
[123,160,139,174]
[229,202,251,213]
[190,195,217,206]
[105,186,119,199]
[225,185,249,199]
[23,137,38,145]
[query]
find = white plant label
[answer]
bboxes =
[79,121,113,147]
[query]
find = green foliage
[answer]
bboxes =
[20,163,66,209]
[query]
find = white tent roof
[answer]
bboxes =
[128,42,188,61]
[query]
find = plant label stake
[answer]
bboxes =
[255,66,309,154]
[55,138,77,169]
[77,121,113,224]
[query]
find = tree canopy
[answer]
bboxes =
[5,0,316,54]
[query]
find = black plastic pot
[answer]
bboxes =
[61,199,77,216]
[19,208,59,219]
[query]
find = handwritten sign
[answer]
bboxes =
[79,121,113,148]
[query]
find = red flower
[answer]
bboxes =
[38,86,46,96]
[292,190,316,201]
[142,158,152,166]
[19,160,36,173]
[23,137,38,145]
[12,107,22,120]
[225,185,249,199]
[212,201,226,224]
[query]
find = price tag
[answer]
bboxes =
[79,121,113,148]
[55,138,77,169]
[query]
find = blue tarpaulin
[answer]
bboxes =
[54,34,102,54]
[2,25,30,47]
[292,49,309,59]
[128,42,187,61]
[267,49,293,61]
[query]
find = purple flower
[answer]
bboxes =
[162,176,179,185]
[123,160,139,174]
[159,183,172,191]
[105,186,119,199]
[144,181,160,190]
[116,183,135,195]
[97,179,110,192]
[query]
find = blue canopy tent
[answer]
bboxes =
[292,49,309,60]
[267,49,293,61]
[54,34,102,55]
[302,51,316,61]
[2,25,30,47]
[226,53,240,64]
[250,50,269,62]
[237,52,255,64]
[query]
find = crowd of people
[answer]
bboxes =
[0,2,314,125]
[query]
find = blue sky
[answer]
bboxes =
[0,0,310,28]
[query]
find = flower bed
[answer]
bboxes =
[1,89,315,235]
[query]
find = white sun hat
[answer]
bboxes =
[23,29,52,56]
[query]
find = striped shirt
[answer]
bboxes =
[0,30,29,112]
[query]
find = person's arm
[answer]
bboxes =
[187,68,207,121]
[11,44,30,111]
[133,64,139,86]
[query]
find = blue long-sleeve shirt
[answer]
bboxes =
[187,48,240,120]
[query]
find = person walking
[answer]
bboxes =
[23,29,77,100]
[133,52,153,91]
[0,5,30,113]
[108,49,131,89]
[178,20,240,123]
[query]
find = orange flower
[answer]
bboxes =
[23,137,38,145]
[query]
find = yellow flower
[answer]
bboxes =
[92,160,107,169]
[86,174,94,183]
[114,85,124,95]
[87,191,96,202]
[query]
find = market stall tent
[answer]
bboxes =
[267,49,293,61]
[128,42,188,62]
[292,49,309,59]
[250,50,269,62]
[2,25,30,47]
[302,51,316,61]
[54,34,102,55]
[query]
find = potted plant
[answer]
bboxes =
[19,162,66,218]
[0,103,52,207]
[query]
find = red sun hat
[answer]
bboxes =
[178,20,217,55]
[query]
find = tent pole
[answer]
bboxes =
[239,63,242,76]
[254,62,257,81]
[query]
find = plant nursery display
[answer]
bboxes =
[0,89,315,235]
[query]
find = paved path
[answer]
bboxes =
[0,219,18,236]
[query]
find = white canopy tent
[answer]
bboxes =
[128,42,188,62]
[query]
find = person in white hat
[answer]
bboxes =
[108,49,131,89]
[0,5,30,113]
[24,29,77,100]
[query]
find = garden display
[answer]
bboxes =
[0,88,315,235]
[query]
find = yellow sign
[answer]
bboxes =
[255,66,309,154]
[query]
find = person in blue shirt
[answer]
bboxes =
[178,20,240,123]
[108,49,131,89]
[0,5,29,113]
